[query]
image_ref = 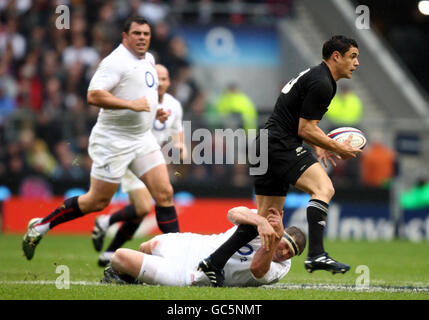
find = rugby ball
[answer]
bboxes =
[327,127,367,149]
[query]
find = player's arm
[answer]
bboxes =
[250,210,284,278]
[228,207,279,251]
[171,131,187,161]
[299,79,361,160]
[298,118,360,160]
[87,90,150,112]
[302,125,341,167]
[170,102,186,160]
[87,58,150,112]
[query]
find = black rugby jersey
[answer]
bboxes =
[265,62,336,143]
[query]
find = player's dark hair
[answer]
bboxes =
[285,226,306,256]
[123,16,149,34]
[322,35,358,60]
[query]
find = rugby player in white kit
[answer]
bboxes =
[22,17,179,260]
[101,207,306,287]
[92,64,187,266]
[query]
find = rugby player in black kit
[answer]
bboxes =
[198,35,362,286]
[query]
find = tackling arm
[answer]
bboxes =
[250,211,284,279]
[227,206,279,251]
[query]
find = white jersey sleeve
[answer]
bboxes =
[88,55,122,92]
[146,51,156,66]
[87,45,159,135]
[221,236,291,287]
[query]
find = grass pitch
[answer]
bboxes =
[1,234,428,301]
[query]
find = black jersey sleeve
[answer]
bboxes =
[300,81,333,120]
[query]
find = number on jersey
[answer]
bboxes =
[281,68,310,94]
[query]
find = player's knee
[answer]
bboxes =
[325,184,335,198]
[111,248,127,268]
[153,184,174,204]
[139,242,149,253]
[311,183,335,202]
[93,198,111,212]
[135,203,152,217]
[319,184,335,201]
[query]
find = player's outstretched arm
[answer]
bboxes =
[87,90,150,112]
[250,210,284,278]
[227,207,279,251]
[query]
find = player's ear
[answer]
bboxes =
[331,51,340,62]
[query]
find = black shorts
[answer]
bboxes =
[250,134,317,197]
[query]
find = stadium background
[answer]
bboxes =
[0,0,428,242]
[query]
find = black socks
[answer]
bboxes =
[209,224,258,270]
[41,196,84,229]
[108,204,139,226]
[155,205,179,233]
[306,199,329,257]
[106,220,140,252]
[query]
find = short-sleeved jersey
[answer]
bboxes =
[151,93,184,146]
[184,226,290,287]
[88,44,159,135]
[153,210,291,287]
[265,62,336,143]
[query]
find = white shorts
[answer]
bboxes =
[140,233,212,286]
[88,126,163,184]
[121,169,146,193]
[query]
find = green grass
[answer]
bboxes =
[1,234,429,300]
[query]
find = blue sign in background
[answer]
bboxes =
[179,25,281,66]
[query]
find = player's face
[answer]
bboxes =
[338,46,360,79]
[272,239,293,262]
[157,65,170,96]
[123,22,151,58]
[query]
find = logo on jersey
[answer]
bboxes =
[237,244,254,256]
[145,71,155,88]
[296,146,307,156]
[104,164,110,173]
[153,119,166,131]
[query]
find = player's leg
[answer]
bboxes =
[130,149,179,233]
[108,248,185,286]
[93,170,151,251]
[23,177,118,260]
[97,188,152,266]
[295,163,349,274]
[206,195,285,271]
[197,135,289,286]
[93,183,151,249]
[136,152,179,233]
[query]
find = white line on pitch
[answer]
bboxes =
[0,280,104,286]
[265,283,429,293]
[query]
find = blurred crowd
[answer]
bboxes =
[0,0,294,198]
[0,0,395,199]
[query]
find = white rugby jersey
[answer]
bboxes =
[151,92,183,146]
[201,227,290,287]
[177,226,291,287]
[88,44,159,135]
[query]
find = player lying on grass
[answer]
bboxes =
[101,206,306,287]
